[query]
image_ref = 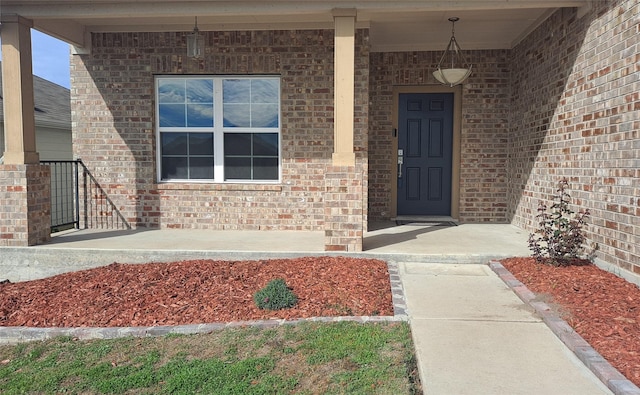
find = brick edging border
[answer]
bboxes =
[0,261,409,345]
[489,261,640,395]
[0,315,407,345]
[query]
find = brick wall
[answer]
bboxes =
[324,164,366,251]
[508,0,640,271]
[71,29,369,231]
[368,50,511,222]
[0,164,50,246]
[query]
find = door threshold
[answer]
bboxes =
[392,216,458,226]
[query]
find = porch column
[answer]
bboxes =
[1,14,38,165]
[324,9,363,252]
[0,14,51,246]
[332,8,356,167]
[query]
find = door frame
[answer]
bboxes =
[391,85,462,219]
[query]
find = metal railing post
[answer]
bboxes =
[82,162,88,229]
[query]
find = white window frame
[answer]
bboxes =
[155,75,282,184]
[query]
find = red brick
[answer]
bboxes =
[509,2,638,273]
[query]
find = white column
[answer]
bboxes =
[1,14,39,164]
[332,9,356,166]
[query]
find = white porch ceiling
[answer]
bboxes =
[1,0,592,51]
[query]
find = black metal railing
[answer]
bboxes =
[41,160,80,232]
[41,160,131,232]
[81,161,131,230]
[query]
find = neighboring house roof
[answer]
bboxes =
[0,61,71,130]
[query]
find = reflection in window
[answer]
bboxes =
[223,79,251,103]
[223,104,251,127]
[158,79,214,128]
[158,80,186,103]
[223,79,279,128]
[186,79,214,103]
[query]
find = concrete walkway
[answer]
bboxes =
[400,262,613,394]
[0,222,635,393]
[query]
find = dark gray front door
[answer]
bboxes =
[397,93,453,216]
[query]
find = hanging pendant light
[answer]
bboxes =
[433,17,472,86]
[187,16,204,59]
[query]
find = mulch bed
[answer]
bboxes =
[0,256,393,327]
[501,257,640,387]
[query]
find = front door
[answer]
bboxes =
[397,93,453,216]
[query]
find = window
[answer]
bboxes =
[156,76,280,182]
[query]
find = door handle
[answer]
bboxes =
[397,149,404,178]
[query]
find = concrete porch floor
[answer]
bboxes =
[42,221,529,254]
[0,222,531,282]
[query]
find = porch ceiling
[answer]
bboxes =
[2,0,591,51]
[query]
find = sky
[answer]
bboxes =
[0,29,71,89]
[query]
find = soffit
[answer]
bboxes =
[1,0,591,51]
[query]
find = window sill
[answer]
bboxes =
[156,182,283,192]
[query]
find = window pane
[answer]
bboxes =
[159,104,186,127]
[158,80,185,103]
[162,133,188,155]
[224,133,251,155]
[186,79,213,103]
[223,104,250,127]
[189,157,214,179]
[251,79,278,103]
[162,157,188,180]
[187,104,214,127]
[253,158,278,180]
[223,79,250,103]
[189,133,214,155]
[225,157,251,179]
[251,104,279,128]
[252,133,278,156]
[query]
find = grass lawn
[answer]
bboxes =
[0,321,420,394]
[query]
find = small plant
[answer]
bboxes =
[254,278,297,310]
[528,178,592,266]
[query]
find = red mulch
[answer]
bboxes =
[501,257,640,387]
[0,256,393,328]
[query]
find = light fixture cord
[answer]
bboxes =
[449,19,457,69]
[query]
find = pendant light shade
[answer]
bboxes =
[187,17,204,59]
[433,17,472,86]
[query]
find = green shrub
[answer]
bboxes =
[528,178,593,266]
[253,279,297,310]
